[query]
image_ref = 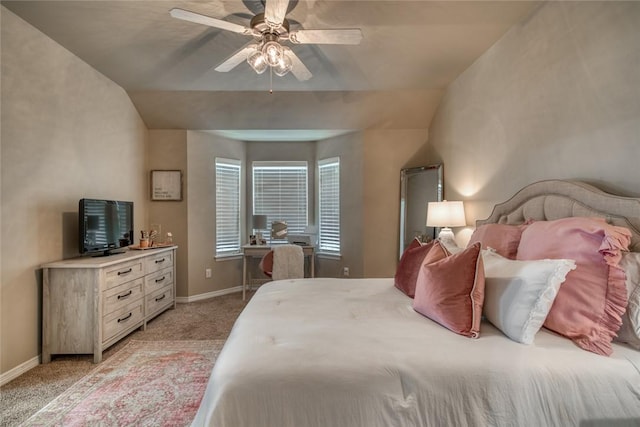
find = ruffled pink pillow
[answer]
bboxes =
[413,242,485,338]
[395,239,448,298]
[468,223,527,259]
[517,217,631,356]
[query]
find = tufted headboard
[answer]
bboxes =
[476,180,640,252]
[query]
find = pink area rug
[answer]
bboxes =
[21,340,224,426]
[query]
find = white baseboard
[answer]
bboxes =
[175,286,243,303]
[1,355,40,386]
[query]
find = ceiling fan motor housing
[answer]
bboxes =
[250,13,290,38]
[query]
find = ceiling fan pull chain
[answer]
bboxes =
[269,66,274,94]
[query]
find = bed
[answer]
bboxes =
[193,180,640,427]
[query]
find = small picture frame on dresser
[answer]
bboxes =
[151,170,182,201]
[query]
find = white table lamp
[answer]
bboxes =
[253,215,268,243]
[426,200,466,243]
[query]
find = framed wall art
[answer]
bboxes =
[151,170,182,201]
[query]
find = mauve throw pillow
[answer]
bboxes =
[468,223,527,259]
[517,217,631,356]
[413,242,485,338]
[395,240,448,298]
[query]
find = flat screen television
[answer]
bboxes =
[79,198,133,256]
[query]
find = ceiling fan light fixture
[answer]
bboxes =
[262,41,284,67]
[247,49,268,74]
[273,54,293,76]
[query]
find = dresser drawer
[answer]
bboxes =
[103,278,144,316]
[146,284,174,318]
[105,260,144,290]
[145,251,173,275]
[144,267,173,293]
[102,299,144,343]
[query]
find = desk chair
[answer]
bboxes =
[259,245,304,280]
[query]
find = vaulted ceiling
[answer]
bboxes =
[3,0,538,133]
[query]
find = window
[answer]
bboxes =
[252,161,308,244]
[318,158,340,255]
[215,158,241,256]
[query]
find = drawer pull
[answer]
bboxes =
[117,290,133,300]
[155,276,166,283]
[155,258,166,264]
[117,312,133,323]
[117,268,133,276]
[155,294,166,302]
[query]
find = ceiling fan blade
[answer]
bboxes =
[214,43,257,72]
[169,8,252,35]
[264,0,290,29]
[285,49,312,81]
[289,29,363,45]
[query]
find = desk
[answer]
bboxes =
[242,244,315,300]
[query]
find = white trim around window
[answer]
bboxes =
[318,157,340,256]
[215,158,242,257]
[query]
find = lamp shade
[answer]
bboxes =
[253,214,268,230]
[426,201,466,228]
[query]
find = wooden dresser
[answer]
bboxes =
[42,246,177,363]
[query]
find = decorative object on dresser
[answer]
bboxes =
[42,246,177,363]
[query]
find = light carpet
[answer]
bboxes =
[19,340,224,427]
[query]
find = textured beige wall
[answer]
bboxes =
[315,132,365,278]
[187,131,246,296]
[362,130,431,278]
[148,130,188,297]
[1,8,148,374]
[428,2,640,232]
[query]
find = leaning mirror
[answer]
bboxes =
[399,164,443,258]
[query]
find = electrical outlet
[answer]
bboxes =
[343,267,350,277]
[205,268,212,279]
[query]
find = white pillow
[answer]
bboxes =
[616,252,640,349]
[438,236,462,254]
[482,249,576,345]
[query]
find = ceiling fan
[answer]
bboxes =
[169,0,363,81]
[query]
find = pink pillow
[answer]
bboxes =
[517,217,631,356]
[406,237,423,251]
[413,242,485,338]
[395,240,448,298]
[468,223,527,259]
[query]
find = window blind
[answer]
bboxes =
[318,158,340,254]
[215,158,241,255]
[252,161,308,244]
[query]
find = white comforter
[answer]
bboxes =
[193,278,640,427]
